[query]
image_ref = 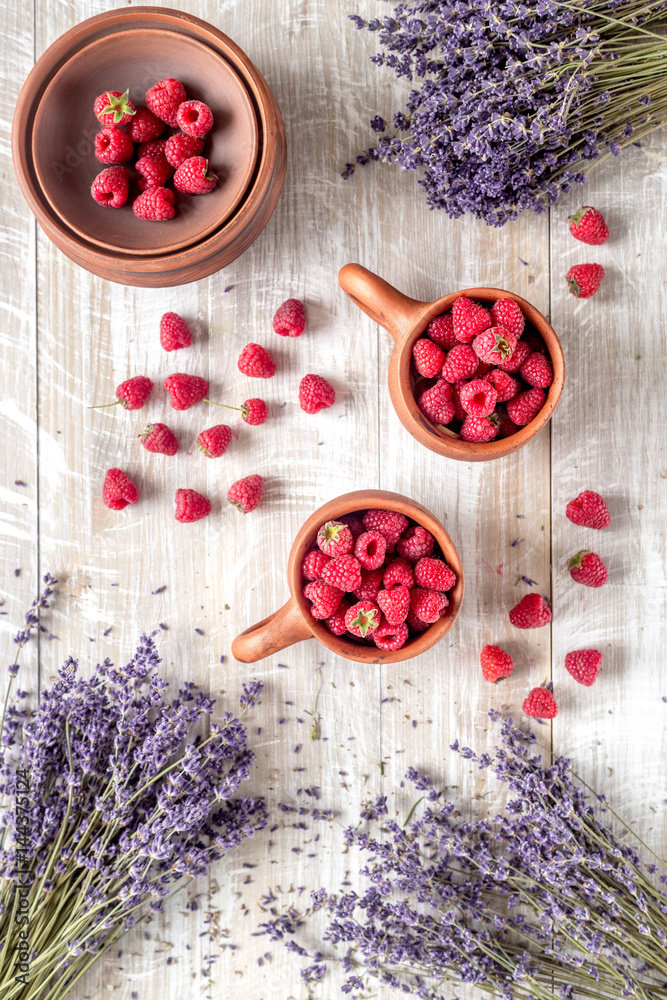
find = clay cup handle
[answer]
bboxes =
[338,263,432,344]
[231,598,312,663]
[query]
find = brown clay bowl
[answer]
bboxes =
[338,264,565,461]
[231,489,464,664]
[12,7,286,287]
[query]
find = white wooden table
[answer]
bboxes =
[2,2,666,998]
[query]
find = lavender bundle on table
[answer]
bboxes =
[347,0,667,225]
[0,576,266,1000]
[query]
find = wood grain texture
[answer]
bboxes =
[0,1,665,999]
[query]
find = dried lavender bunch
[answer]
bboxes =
[346,0,667,225]
[265,713,667,999]
[0,577,266,1000]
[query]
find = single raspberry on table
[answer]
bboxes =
[520,352,553,388]
[241,398,268,425]
[414,557,456,592]
[522,686,558,719]
[91,166,129,208]
[113,375,153,410]
[472,326,517,365]
[362,509,409,548]
[137,138,168,160]
[459,379,498,418]
[103,468,138,510]
[317,520,354,557]
[418,380,455,425]
[490,298,525,339]
[482,369,519,403]
[509,593,551,628]
[94,89,136,127]
[164,133,205,168]
[141,423,178,455]
[569,206,609,246]
[480,644,514,683]
[176,100,214,137]
[175,488,210,523]
[227,474,263,513]
[324,598,353,636]
[301,549,331,581]
[322,554,362,592]
[238,343,276,379]
[452,296,492,343]
[299,374,335,414]
[146,77,187,126]
[133,187,175,221]
[94,127,133,164]
[353,568,384,602]
[127,106,164,143]
[273,298,306,337]
[374,621,409,651]
[495,339,531,374]
[565,649,602,686]
[566,263,605,298]
[426,312,456,350]
[565,490,610,529]
[376,585,411,625]
[160,312,192,352]
[197,424,232,458]
[345,601,381,638]
[305,579,344,619]
[383,558,415,590]
[506,387,545,426]
[164,374,208,410]
[136,155,174,191]
[173,156,218,195]
[412,338,445,378]
[397,526,434,562]
[354,531,387,571]
[410,588,447,623]
[441,344,478,383]
[568,550,607,588]
[460,413,500,443]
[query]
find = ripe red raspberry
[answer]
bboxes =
[164,374,208,410]
[522,686,558,719]
[160,312,192,352]
[305,579,344,619]
[299,374,335,414]
[451,381,468,421]
[568,206,609,246]
[565,649,602,686]
[164,133,205,168]
[273,298,306,337]
[459,378,498,417]
[94,127,133,164]
[520,352,553,388]
[414,557,456,592]
[362,509,409,548]
[376,585,410,625]
[197,424,232,458]
[137,138,168,160]
[490,298,525,338]
[472,327,517,365]
[345,601,381,638]
[238,343,276,379]
[354,531,387,571]
[383,558,415,590]
[497,409,519,439]
[176,100,214,137]
[322,554,362,592]
[565,490,610,529]
[173,156,217,195]
[406,608,429,632]
[509,593,551,629]
[127,106,164,143]
[175,488,211,523]
[140,423,178,456]
[301,549,331,581]
[114,375,153,410]
[412,338,445,378]
[227,474,263,513]
[460,414,500,443]
[146,77,187,126]
[325,598,353,636]
[441,344,478,382]
[426,312,456,349]
[418,380,455,425]
[339,512,366,539]
[133,187,175,221]
[568,550,607,588]
[480,644,514,683]
[103,468,138,510]
[409,588,447,623]
[353,569,384,602]
[566,263,605,298]
[506,387,545,426]
[472,359,494,378]
[241,398,268,425]
[317,520,354,557]
[374,621,409,651]
[452,296,492,343]
[495,339,531,374]
[482,369,519,402]
[397,526,434,562]
[94,89,136,127]
[136,155,174,191]
[91,166,129,208]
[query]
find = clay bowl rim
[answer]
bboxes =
[286,489,465,664]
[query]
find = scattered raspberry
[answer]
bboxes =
[345,601,381,638]
[127,106,165,143]
[522,686,558,719]
[324,598,353,636]
[140,422,178,455]
[569,206,609,246]
[482,369,519,402]
[409,588,447,623]
[565,649,602,686]
[164,133,205,168]
[173,156,218,195]
[241,398,268,425]
[459,378,498,417]
[406,608,429,632]
[197,424,232,458]
[339,513,366,540]
[227,474,263,513]
[472,326,517,364]
[175,488,211,523]
[568,550,607,588]
[566,263,605,298]
[94,89,135,127]
[299,374,335,413]
[460,413,500,443]
[417,380,455,425]
[322,554,362,592]
[506,387,545,426]
[94,127,133,164]
[383,558,415,590]
[115,375,153,410]
[414,557,456,591]
[176,100,214,137]
[133,187,175,221]
[480,644,514,683]
[103,468,138,510]
[164,373,208,410]
[441,344,479,382]
[412,338,446,377]
[238,343,276,379]
[426,312,456,350]
[376,585,411,625]
[519,352,553,388]
[495,339,531,374]
[565,490,610,529]
[301,549,331,581]
[145,77,187,127]
[137,138,168,160]
[91,166,129,208]
[354,531,387,571]
[373,621,409,651]
[160,312,192,352]
[490,298,525,339]
[305,579,344,619]
[273,298,306,337]
[452,296,492,343]
[509,593,551,629]
[362,509,409,548]
[136,154,173,191]
[353,569,384,602]
[317,520,354,557]
[397,526,434,562]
